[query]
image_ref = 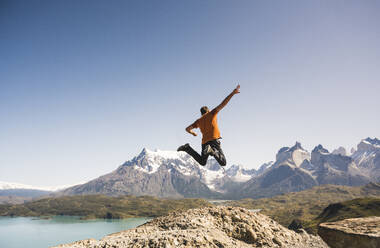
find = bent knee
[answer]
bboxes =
[200,161,207,166]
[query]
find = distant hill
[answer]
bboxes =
[0,188,53,205]
[0,189,51,197]
[303,197,380,234]
[0,194,210,219]
[0,181,80,204]
[0,196,32,205]
[315,197,380,224]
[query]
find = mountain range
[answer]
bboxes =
[57,137,379,199]
[3,137,379,201]
[60,149,258,198]
[0,181,82,202]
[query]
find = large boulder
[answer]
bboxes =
[318,216,380,248]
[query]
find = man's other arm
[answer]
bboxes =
[212,85,240,113]
[186,123,198,136]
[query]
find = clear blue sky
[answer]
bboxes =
[1,1,379,186]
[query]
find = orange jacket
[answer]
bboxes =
[193,109,221,144]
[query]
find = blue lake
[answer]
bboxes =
[0,216,151,248]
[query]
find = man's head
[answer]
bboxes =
[200,106,209,115]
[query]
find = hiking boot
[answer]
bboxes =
[204,145,215,156]
[177,143,190,152]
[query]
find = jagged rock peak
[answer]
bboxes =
[312,144,329,154]
[121,148,193,174]
[132,147,151,161]
[205,161,222,171]
[332,147,347,156]
[226,164,243,175]
[278,142,305,154]
[138,147,148,157]
[256,161,274,174]
[289,141,305,151]
[275,142,310,168]
[226,165,257,180]
[54,206,328,248]
[133,148,185,161]
[357,137,380,152]
[277,142,306,155]
[278,146,290,154]
[364,137,380,146]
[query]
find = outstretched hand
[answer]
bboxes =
[233,84,240,95]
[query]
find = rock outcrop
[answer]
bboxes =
[53,206,328,248]
[318,216,380,248]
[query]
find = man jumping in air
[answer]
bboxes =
[177,85,240,167]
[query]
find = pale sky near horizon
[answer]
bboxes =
[1,1,379,186]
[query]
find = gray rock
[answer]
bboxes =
[352,138,380,182]
[311,144,370,186]
[53,206,328,248]
[235,142,318,199]
[318,216,380,248]
[332,147,347,156]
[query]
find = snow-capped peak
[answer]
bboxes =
[124,148,257,191]
[362,137,380,148]
[130,147,193,174]
[142,148,182,160]
[356,137,380,153]
[226,164,256,182]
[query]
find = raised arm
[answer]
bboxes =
[212,85,240,113]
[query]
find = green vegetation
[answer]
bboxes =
[226,183,380,233]
[0,195,211,219]
[308,197,380,230]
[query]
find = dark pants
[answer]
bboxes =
[183,139,226,166]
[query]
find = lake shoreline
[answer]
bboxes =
[0,215,152,248]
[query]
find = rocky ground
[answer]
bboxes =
[53,206,328,248]
[318,216,380,248]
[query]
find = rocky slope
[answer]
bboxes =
[60,148,264,198]
[352,137,380,182]
[53,206,328,248]
[236,142,317,199]
[311,145,369,186]
[238,141,371,199]
[61,149,225,198]
[318,217,380,248]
